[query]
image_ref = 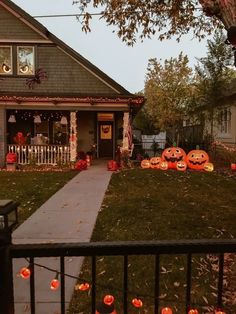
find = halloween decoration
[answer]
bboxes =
[149,157,162,169]
[6,152,17,164]
[186,149,209,170]
[141,159,150,169]
[13,132,27,145]
[231,163,236,170]
[188,309,199,314]
[161,307,173,314]
[162,147,186,169]
[176,160,187,171]
[20,267,31,279]
[104,295,115,306]
[159,161,168,171]
[107,160,118,171]
[75,159,87,170]
[132,298,143,308]
[203,162,214,172]
[78,283,90,291]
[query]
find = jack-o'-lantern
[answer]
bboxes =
[203,162,214,172]
[188,309,199,314]
[186,149,209,170]
[176,160,187,171]
[150,157,162,169]
[141,159,150,169]
[162,147,186,169]
[159,161,168,170]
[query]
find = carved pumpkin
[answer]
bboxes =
[188,309,199,314]
[141,159,150,169]
[176,160,187,171]
[162,147,186,169]
[186,149,209,170]
[150,157,162,169]
[203,162,214,172]
[159,161,168,171]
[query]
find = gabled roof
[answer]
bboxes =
[0,0,132,96]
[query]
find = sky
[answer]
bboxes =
[12,0,210,94]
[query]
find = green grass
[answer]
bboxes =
[69,169,236,314]
[0,170,77,226]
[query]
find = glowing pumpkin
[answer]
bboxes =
[204,162,214,172]
[176,160,187,171]
[188,309,199,314]
[141,159,150,169]
[159,161,168,170]
[186,149,209,170]
[162,147,186,169]
[150,157,162,169]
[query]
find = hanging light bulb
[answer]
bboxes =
[78,282,90,291]
[161,307,173,314]
[50,272,60,290]
[19,266,31,279]
[103,295,114,306]
[60,116,68,125]
[132,298,143,308]
[34,115,41,124]
[215,311,226,314]
[8,114,16,123]
[188,309,199,314]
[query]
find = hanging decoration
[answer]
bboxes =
[26,68,47,89]
[161,307,172,314]
[19,266,31,279]
[60,115,68,125]
[50,273,60,290]
[77,282,90,291]
[132,298,143,308]
[34,114,41,124]
[8,114,16,123]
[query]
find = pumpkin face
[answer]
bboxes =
[150,157,162,169]
[186,150,209,170]
[176,160,187,171]
[162,147,186,169]
[203,162,214,172]
[141,159,150,169]
[159,161,168,170]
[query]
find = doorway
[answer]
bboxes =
[98,121,114,158]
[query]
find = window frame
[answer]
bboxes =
[17,45,35,76]
[0,45,13,76]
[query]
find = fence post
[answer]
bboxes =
[0,233,15,314]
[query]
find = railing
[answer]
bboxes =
[7,144,70,165]
[1,239,236,314]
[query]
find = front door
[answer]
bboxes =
[98,121,113,158]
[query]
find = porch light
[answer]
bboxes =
[8,115,16,123]
[0,200,19,241]
[60,116,68,125]
[34,115,41,124]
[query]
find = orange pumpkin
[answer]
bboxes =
[159,161,168,170]
[186,149,209,170]
[141,159,150,169]
[150,157,162,169]
[176,160,187,171]
[162,147,186,169]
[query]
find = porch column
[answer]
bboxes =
[0,109,6,167]
[122,112,129,151]
[70,112,77,162]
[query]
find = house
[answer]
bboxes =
[0,0,144,167]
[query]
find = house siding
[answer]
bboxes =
[0,108,6,167]
[0,4,45,41]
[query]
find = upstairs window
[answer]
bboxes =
[0,46,12,75]
[220,108,231,134]
[17,46,35,75]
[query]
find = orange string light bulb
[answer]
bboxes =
[132,298,143,308]
[50,273,60,290]
[188,309,199,314]
[103,295,115,306]
[20,266,31,279]
[78,282,90,291]
[161,307,173,314]
[215,311,226,314]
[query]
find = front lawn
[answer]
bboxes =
[0,170,77,226]
[69,169,236,314]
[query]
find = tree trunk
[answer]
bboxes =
[199,0,236,29]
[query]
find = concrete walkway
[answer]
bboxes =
[12,160,112,314]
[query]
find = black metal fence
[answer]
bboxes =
[1,238,236,314]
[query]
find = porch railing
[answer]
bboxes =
[1,239,236,314]
[7,145,70,165]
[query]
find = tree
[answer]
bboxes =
[193,29,235,140]
[73,0,236,46]
[144,52,193,143]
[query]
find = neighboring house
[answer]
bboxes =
[0,0,144,167]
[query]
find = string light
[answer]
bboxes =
[188,309,199,314]
[19,266,31,279]
[161,307,172,314]
[132,297,143,308]
[103,295,114,306]
[77,282,90,291]
[50,272,60,290]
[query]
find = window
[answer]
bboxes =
[0,46,12,75]
[220,108,231,134]
[17,46,35,75]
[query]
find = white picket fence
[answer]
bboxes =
[7,145,70,165]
